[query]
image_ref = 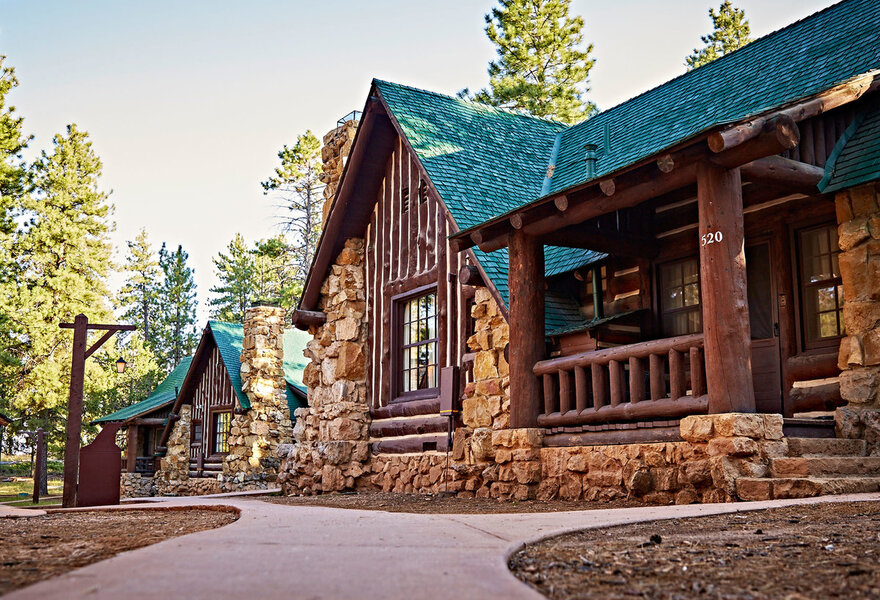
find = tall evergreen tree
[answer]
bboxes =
[6,124,115,451]
[463,0,596,124]
[117,228,161,344]
[262,131,323,301]
[0,57,32,417]
[686,1,752,70]
[155,243,198,373]
[209,233,253,323]
[209,234,297,322]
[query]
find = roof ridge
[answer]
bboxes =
[373,78,570,129]
[566,0,855,131]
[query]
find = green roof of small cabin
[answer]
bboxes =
[820,100,880,192]
[94,357,193,424]
[373,0,880,311]
[95,322,311,424]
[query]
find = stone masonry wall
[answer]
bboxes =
[154,406,221,496]
[120,472,156,499]
[835,182,880,455]
[220,305,293,491]
[278,239,371,494]
[320,119,358,225]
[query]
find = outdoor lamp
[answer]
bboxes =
[115,357,127,374]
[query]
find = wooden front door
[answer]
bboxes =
[746,242,783,413]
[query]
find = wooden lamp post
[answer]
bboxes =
[59,314,135,508]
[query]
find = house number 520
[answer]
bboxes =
[701,231,723,246]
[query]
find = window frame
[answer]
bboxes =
[795,221,845,352]
[391,284,440,403]
[657,256,703,337]
[209,408,233,456]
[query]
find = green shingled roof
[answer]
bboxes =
[207,321,308,415]
[820,101,880,192]
[374,0,880,330]
[95,323,310,425]
[94,357,193,424]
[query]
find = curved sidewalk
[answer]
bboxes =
[7,491,880,600]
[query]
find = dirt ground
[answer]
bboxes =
[0,507,238,595]
[510,501,880,600]
[264,491,645,513]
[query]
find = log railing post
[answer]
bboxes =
[591,363,607,409]
[697,162,756,413]
[690,347,705,398]
[669,349,685,400]
[558,370,573,414]
[575,366,588,412]
[609,360,623,406]
[509,230,545,427]
[629,357,645,403]
[649,353,664,401]
[543,374,556,415]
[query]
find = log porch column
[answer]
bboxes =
[508,230,545,427]
[697,162,756,413]
[126,425,138,473]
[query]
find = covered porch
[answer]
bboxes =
[452,90,871,445]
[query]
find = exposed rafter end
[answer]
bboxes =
[291,309,327,331]
[458,265,485,287]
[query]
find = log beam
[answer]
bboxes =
[458,264,485,287]
[126,425,138,473]
[291,309,327,330]
[697,162,756,414]
[541,226,659,258]
[740,155,824,193]
[711,114,800,168]
[508,230,544,428]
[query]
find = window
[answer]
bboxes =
[798,224,844,345]
[398,291,438,395]
[191,420,202,446]
[660,258,701,336]
[211,411,231,454]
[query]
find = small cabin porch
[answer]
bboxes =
[454,97,866,445]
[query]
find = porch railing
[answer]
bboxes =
[534,333,708,427]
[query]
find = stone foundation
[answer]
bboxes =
[835,182,880,455]
[120,472,156,499]
[279,239,371,494]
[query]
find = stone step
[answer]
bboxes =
[737,476,880,501]
[770,456,880,477]
[786,437,866,457]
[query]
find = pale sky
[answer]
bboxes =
[1,0,838,323]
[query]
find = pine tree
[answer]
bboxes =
[6,124,115,451]
[464,0,596,124]
[0,57,32,421]
[117,228,161,344]
[261,131,323,301]
[209,234,298,322]
[686,1,752,70]
[209,233,254,323]
[155,243,198,373]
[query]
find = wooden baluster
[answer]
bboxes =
[559,369,573,414]
[649,354,664,400]
[609,360,623,407]
[543,373,557,415]
[629,356,644,403]
[575,366,589,413]
[591,362,607,409]
[669,349,685,400]
[690,347,705,398]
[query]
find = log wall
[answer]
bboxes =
[189,345,237,458]
[364,137,474,409]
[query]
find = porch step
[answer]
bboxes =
[782,417,836,438]
[786,437,866,457]
[737,476,880,501]
[771,456,880,477]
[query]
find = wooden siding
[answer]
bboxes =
[365,137,474,410]
[188,344,237,459]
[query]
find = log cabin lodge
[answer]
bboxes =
[279,0,880,503]
[99,0,880,502]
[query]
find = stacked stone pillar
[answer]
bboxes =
[320,119,358,225]
[222,304,292,490]
[835,182,880,454]
[278,239,371,494]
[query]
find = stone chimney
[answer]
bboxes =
[320,114,359,225]
[223,304,292,490]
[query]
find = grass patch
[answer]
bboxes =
[0,478,63,499]
[2,497,62,508]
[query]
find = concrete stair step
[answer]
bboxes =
[770,456,880,477]
[786,437,866,457]
[737,476,880,501]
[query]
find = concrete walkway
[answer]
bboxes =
[7,491,880,600]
